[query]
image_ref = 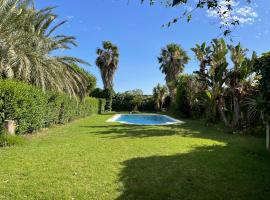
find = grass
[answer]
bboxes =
[0,134,26,147]
[0,114,270,200]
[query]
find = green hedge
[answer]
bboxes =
[0,80,105,135]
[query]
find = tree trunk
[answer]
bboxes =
[168,86,176,104]
[232,95,240,128]
[266,122,270,151]
[160,100,163,112]
[217,97,230,128]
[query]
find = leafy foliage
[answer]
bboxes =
[0,80,105,135]
[158,43,190,102]
[171,39,259,129]
[112,90,156,112]
[153,84,168,111]
[174,74,203,118]
[0,0,95,98]
[254,52,270,120]
[141,0,253,36]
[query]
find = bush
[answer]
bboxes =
[0,80,47,134]
[0,79,105,135]
[98,99,106,114]
[112,92,156,112]
[0,134,25,147]
[79,97,105,116]
[174,74,204,118]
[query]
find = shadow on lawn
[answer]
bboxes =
[116,145,270,200]
[81,120,231,141]
[81,120,270,199]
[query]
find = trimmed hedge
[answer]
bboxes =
[0,80,105,135]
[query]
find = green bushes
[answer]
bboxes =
[174,74,204,118]
[0,80,47,134]
[79,97,105,116]
[111,91,156,112]
[0,80,105,135]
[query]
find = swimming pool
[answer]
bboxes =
[107,114,183,125]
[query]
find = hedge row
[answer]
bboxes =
[0,80,105,135]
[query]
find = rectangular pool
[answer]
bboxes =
[107,114,183,125]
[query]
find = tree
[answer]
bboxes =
[96,41,119,90]
[141,0,253,36]
[193,39,257,128]
[158,44,189,103]
[227,44,255,128]
[253,52,270,150]
[153,84,168,111]
[0,0,93,98]
[191,43,211,90]
[130,95,144,112]
[96,41,119,111]
[194,39,229,125]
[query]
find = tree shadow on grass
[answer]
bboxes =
[116,145,270,200]
[81,120,232,142]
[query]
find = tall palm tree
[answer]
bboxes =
[158,44,189,102]
[96,41,119,111]
[153,84,168,111]
[0,0,94,98]
[96,41,119,90]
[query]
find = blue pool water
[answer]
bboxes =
[108,114,182,125]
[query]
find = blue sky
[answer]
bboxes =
[36,0,270,94]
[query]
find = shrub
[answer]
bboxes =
[0,80,47,134]
[112,91,156,112]
[0,134,25,147]
[0,79,105,135]
[174,74,204,118]
[58,95,78,124]
[78,97,105,116]
[45,92,63,126]
[99,99,106,114]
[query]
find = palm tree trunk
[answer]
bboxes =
[168,86,176,103]
[160,100,163,111]
[266,121,270,151]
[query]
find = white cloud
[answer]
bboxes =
[67,15,74,19]
[206,0,258,26]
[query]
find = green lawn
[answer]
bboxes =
[0,114,270,200]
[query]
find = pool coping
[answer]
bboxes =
[106,114,184,125]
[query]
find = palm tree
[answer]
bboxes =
[96,41,119,90]
[158,44,189,102]
[153,84,168,111]
[191,42,211,90]
[96,41,119,111]
[0,0,93,98]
